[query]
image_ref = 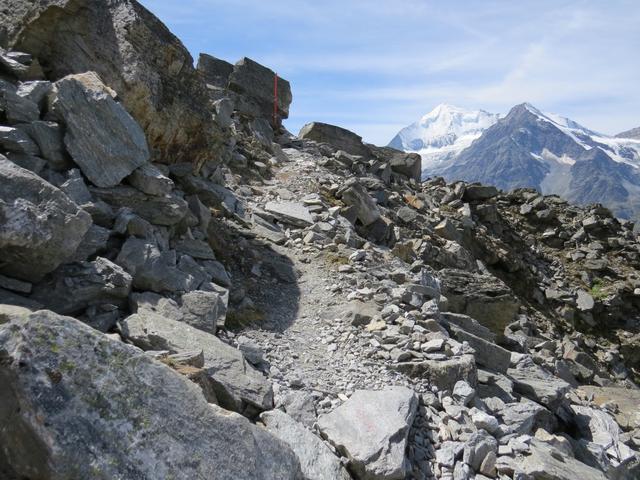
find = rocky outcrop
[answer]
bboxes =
[299,122,371,157]
[0,156,91,281]
[3,0,222,165]
[0,306,303,480]
[318,387,418,480]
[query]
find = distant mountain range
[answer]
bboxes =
[390,103,640,221]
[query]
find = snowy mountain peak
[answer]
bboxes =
[388,104,500,172]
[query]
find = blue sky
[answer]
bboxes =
[140,0,639,145]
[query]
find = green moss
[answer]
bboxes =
[590,278,608,300]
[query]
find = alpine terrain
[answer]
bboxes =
[1,1,640,480]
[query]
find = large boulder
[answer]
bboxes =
[337,178,381,227]
[395,354,477,391]
[228,57,292,127]
[0,306,302,480]
[318,386,418,480]
[261,409,352,480]
[51,72,149,187]
[3,0,222,165]
[0,156,91,282]
[299,122,370,157]
[120,311,273,416]
[439,269,520,336]
[197,53,233,89]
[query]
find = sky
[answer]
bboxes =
[140,0,640,145]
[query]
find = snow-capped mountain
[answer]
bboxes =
[387,104,500,173]
[390,102,640,221]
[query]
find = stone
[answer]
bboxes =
[228,57,292,126]
[0,156,91,282]
[463,430,498,471]
[264,201,314,227]
[0,307,302,479]
[127,163,174,196]
[6,0,222,165]
[508,356,571,411]
[115,237,197,293]
[197,53,233,88]
[577,386,640,430]
[0,125,39,155]
[20,121,67,169]
[31,257,132,315]
[91,185,188,226]
[318,386,418,480]
[496,401,555,436]
[180,289,225,334]
[0,79,39,124]
[299,122,370,157]
[576,290,595,311]
[120,312,273,416]
[0,274,31,294]
[450,327,511,374]
[16,79,51,108]
[471,409,500,434]
[519,439,607,480]
[463,184,499,201]
[51,72,149,187]
[441,312,496,342]
[395,355,477,391]
[261,409,351,480]
[70,224,111,262]
[130,291,183,322]
[440,269,520,336]
[343,300,380,326]
[453,380,476,406]
[388,151,421,182]
[436,441,464,468]
[281,391,317,428]
[337,178,381,226]
[571,405,635,463]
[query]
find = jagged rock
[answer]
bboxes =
[70,224,110,262]
[441,312,495,342]
[463,430,497,471]
[180,289,225,333]
[299,122,370,157]
[0,125,40,154]
[261,409,351,480]
[19,120,67,169]
[115,237,200,293]
[463,184,499,201]
[264,201,314,227]
[519,439,607,480]
[0,307,302,479]
[130,291,183,321]
[5,0,222,165]
[280,391,317,428]
[439,269,520,336]
[127,163,174,196]
[120,311,273,416]
[31,257,132,315]
[0,156,91,282]
[228,57,292,126]
[16,79,51,107]
[494,401,555,436]
[395,355,477,391]
[0,78,39,124]
[51,72,149,187]
[318,386,418,480]
[197,53,233,88]
[91,185,188,226]
[337,178,381,226]
[508,356,571,410]
[450,326,511,373]
[387,151,421,182]
[577,386,640,430]
[343,300,380,326]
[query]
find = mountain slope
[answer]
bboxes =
[617,126,640,140]
[388,104,500,173]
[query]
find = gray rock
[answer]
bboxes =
[440,269,520,336]
[519,439,607,480]
[129,291,183,321]
[0,307,302,480]
[508,356,571,411]
[16,80,51,108]
[120,311,273,416]
[495,401,555,436]
[70,224,111,262]
[0,79,39,124]
[228,57,292,126]
[318,386,418,480]
[343,300,380,326]
[463,430,497,471]
[0,125,39,155]
[576,290,595,311]
[453,380,476,406]
[388,151,421,182]
[436,441,464,468]
[0,274,31,294]
[197,53,233,88]
[261,409,352,480]
[299,122,370,157]
[127,163,174,196]
[337,178,381,226]
[395,354,477,391]
[115,237,198,293]
[281,391,318,428]
[441,312,496,342]
[265,201,314,227]
[19,121,67,169]
[180,289,224,334]
[31,257,132,315]
[91,185,188,226]
[52,72,149,187]
[450,326,511,374]
[0,156,91,282]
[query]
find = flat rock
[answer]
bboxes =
[451,326,511,374]
[0,156,91,282]
[0,306,301,480]
[299,122,370,157]
[120,311,273,416]
[318,386,418,480]
[508,356,571,411]
[52,72,149,187]
[395,354,477,391]
[519,439,607,480]
[265,201,314,227]
[261,409,351,480]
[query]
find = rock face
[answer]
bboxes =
[4,0,221,164]
[228,57,292,127]
[261,409,352,480]
[299,122,370,157]
[318,386,418,480]
[52,72,149,187]
[0,156,91,282]
[120,311,273,416]
[0,307,303,480]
